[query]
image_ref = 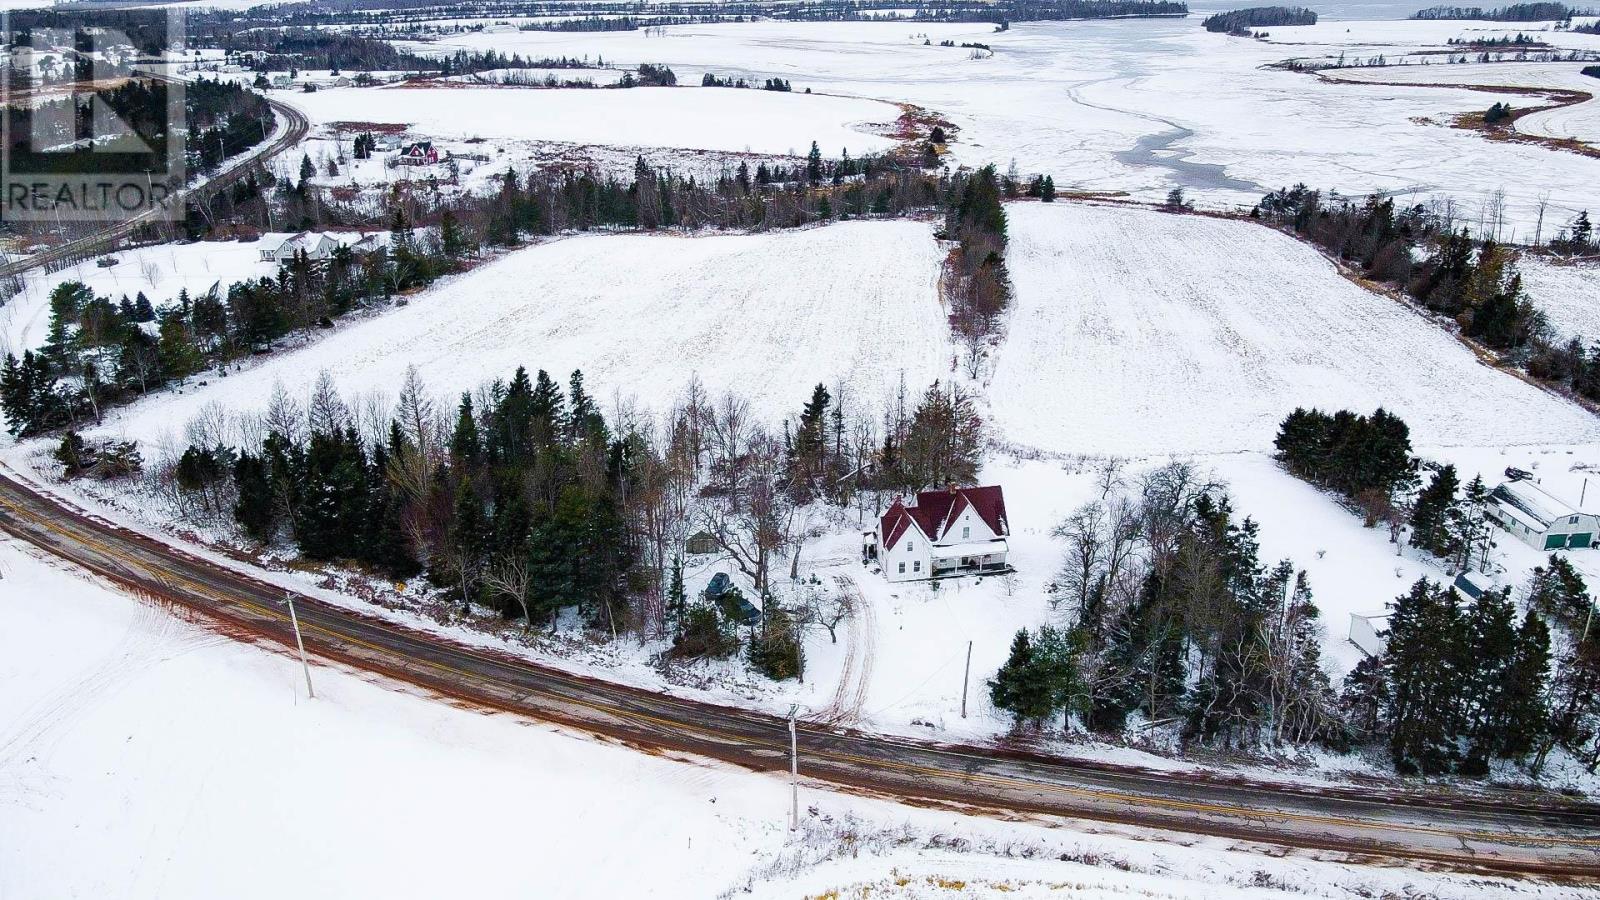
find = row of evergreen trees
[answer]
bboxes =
[945,165,1013,361]
[1273,408,1497,570]
[1273,407,1414,507]
[1254,186,1600,406]
[1345,578,1550,774]
[185,78,272,175]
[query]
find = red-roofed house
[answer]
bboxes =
[868,485,1010,582]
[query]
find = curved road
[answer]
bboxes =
[0,87,309,279]
[2,472,1598,877]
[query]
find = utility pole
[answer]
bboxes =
[787,706,799,832]
[285,592,315,700]
[960,640,972,718]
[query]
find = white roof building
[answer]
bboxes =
[1487,479,1600,551]
[258,232,386,264]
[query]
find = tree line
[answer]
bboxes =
[1201,6,1317,34]
[127,366,989,683]
[1413,2,1590,19]
[1253,185,1600,407]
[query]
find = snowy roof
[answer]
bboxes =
[929,539,1009,560]
[1492,480,1583,531]
[878,485,1008,551]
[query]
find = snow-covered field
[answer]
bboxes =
[417,18,1600,235]
[1321,61,1600,144]
[282,82,902,157]
[79,220,950,456]
[20,201,1600,784]
[990,202,1600,455]
[1520,254,1600,342]
[7,536,1581,900]
[0,235,332,359]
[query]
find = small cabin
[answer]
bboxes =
[685,530,719,556]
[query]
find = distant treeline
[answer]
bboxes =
[1413,2,1591,19]
[1201,6,1318,33]
[22,0,1189,41]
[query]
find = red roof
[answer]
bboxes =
[879,485,1007,551]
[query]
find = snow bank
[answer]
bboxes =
[990,202,1600,456]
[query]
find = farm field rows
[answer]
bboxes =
[990,202,1600,456]
[83,220,950,457]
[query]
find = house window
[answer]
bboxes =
[907,540,913,551]
[962,526,970,539]
[898,562,905,574]
[1573,516,1581,525]
[913,560,921,572]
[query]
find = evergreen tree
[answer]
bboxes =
[667,554,687,634]
[990,626,1078,726]
[1409,465,1460,558]
[157,315,203,381]
[444,480,490,613]
[1496,609,1551,759]
[1384,579,1462,774]
[233,450,276,543]
[450,393,482,467]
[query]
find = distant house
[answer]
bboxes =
[258,231,385,264]
[868,485,1010,582]
[258,231,339,263]
[1487,479,1600,551]
[397,141,440,166]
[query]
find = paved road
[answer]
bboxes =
[0,88,309,279]
[2,472,1598,877]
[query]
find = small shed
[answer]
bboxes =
[1487,479,1600,551]
[685,530,718,556]
[1348,611,1389,657]
[1452,570,1497,600]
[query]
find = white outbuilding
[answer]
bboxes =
[1487,479,1600,551]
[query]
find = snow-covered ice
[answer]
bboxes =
[422,18,1600,234]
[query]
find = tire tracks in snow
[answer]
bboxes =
[817,573,874,726]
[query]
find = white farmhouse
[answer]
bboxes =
[1487,479,1600,551]
[867,485,1010,582]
